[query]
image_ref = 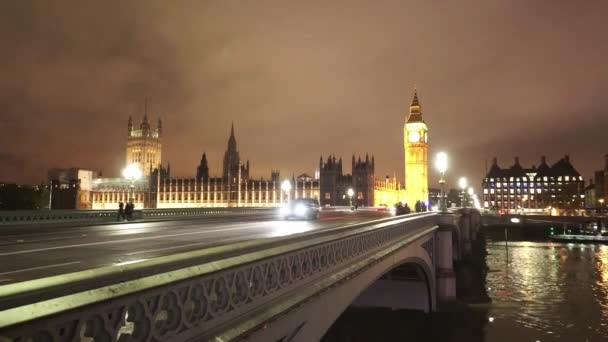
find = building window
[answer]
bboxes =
[324,192,331,200]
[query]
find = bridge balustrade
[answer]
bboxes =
[0,207,277,227]
[0,213,440,341]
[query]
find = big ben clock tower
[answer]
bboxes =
[404,89,429,206]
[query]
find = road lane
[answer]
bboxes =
[0,210,389,284]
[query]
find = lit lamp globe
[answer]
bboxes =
[458,177,468,190]
[122,163,142,184]
[347,188,354,198]
[122,163,142,204]
[467,187,474,196]
[435,152,448,175]
[281,179,292,192]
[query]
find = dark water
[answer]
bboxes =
[324,236,608,342]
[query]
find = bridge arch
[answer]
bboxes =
[266,237,438,342]
[350,256,435,313]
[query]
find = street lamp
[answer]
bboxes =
[435,152,448,212]
[281,180,292,203]
[347,188,354,208]
[122,163,142,204]
[600,198,605,215]
[459,177,468,208]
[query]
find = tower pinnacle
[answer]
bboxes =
[407,88,423,123]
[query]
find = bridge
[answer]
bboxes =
[483,213,607,225]
[0,208,481,341]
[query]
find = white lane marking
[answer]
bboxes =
[125,235,248,256]
[0,261,81,276]
[114,259,148,266]
[0,225,264,257]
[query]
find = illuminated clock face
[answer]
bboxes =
[408,131,420,143]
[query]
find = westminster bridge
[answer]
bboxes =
[0,208,481,341]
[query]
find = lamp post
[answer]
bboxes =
[281,180,292,203]
[459,177,468,208]
[435,152,448,212]
[122,163,142,204]
[347,188,354,208]
[600,198,605,215]
[467,187,474,208]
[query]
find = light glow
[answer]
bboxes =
[435,152,448,173]
[281,180,292,192]
[459,177,468,190]
[122,163,142,182]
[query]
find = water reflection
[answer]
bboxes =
[325,234,608,341]
[485,238,608,341]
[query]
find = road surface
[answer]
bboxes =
[0,210,389,285]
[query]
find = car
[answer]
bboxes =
[280,198,320,220]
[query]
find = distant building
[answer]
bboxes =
[404,89,429,207]
[91,124,319,209]
[584,180,596,208]
[588,154,608,209]
[481,156,585,211]
[319,155,375,206]
[47,168,99,209]
[126,109,162,177]
[79,89,432,210]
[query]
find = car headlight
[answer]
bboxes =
[295,204,308,216]
[280,205,291,216]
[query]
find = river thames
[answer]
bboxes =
[324,234,608,341]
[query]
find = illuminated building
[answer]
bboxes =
[47,168,99,209]
[125,109,162,177]
[404,89,429,207]
[585,154,608,208]
[91,124,319,209]
[86,89,430,210]
[481,156,585,211]
[319,155,375,206]
[321,89,429,208]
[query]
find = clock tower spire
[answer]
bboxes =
[404,87,429,206]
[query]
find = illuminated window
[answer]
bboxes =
[497,183,501,188]
[510,177,514,181]
[565,176,569,181]
[543,177,548,181]
[324,192,331,199]
[484,189,488,194]
[490,189,495,194]
[490,178,494,182]
[510,189,514,194]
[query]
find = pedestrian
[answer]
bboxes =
[125,201,133,220]
[415,200,421,213]
[404,203,411,214]
[117,202,124,221]
[421,202,427,212]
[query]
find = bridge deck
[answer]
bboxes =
[0,210,389,285]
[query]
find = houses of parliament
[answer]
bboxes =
[55,90,430,210]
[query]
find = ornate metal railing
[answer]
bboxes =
[0,207,277,227]
[0,213,438,341]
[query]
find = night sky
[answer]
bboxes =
[1,1,607,189]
